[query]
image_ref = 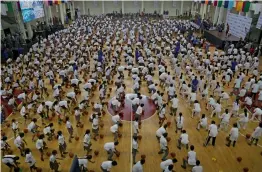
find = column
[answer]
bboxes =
[122,1,125,14]
[180,0,184,15]
[160,1,164,14]
[142,0,144,12]
[82,1,86,15]
[202,4,207,19]
[217,7,224,24]
[200,4,203,18]
[102,1,105,14]
[26,23,33,39]
[213,6,219,24]
[191,2,194,11]
[12,2,26,39]
[72,1,75,19]
[48,5,53,24]
[59,4,65,25]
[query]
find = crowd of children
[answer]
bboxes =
[1,15,262,172]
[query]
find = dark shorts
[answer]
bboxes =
[92,128,99,134]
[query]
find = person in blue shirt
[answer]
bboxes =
[135,48,139,62]
[192,76,199,92]
[98,48,103,63]
[231,59,237,76]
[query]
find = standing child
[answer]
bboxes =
[65,117,74,143]
[83,129,92,154]
[49,150,62,172]
[25,148,38,172]
[226,123,239,147]
[57,131,68,158]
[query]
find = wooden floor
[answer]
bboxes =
[1,39,262,172]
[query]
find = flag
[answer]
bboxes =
[218,0,223,7]
[208,0,212,5]
[224,0,229,8]
[62,0,65,3]
[205,0,209,5]
[236,1,243,11]
[54,0,58,5]
[201,0,205,4]
[6,2,13,12]
[228,0,234,9]
[242,1,251,12]
[214,0,218,6]
[57,0,61,5]
[48,0,53,6]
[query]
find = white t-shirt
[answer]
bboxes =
[160,159,172,170]
[180,133,189,144]
[192,165,203,172]
[132,161,143,172]
[101,161,113,170]
[2,155,16,164]
[110,124,118,133]
[156,127,166,137]
[104,142,115,151]
[171,98,179,108]
[36,139,44,149]
[160,136,167,150]
[78,158,88,168]
[208,124,218,137]
[188,151,197,165]
[83,134,91,146]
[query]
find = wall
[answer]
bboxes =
[125,1,141,13]
[85,1,103,15]
[144,1,161,13]
[104,1,122,14]
[164,1,180,16]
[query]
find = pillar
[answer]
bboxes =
[72,1,75,18]
[200,4,203,18]
[217,7,224,24]
[82,1,85,15]
[12,2,26,39]
[191,1,194,12]
[59,4,64,24]
[202,4,207,19]
[180,0,184,15]
[122,1,125,14]
[160,1,164,14]
[102,1,105,14]
[213,6,219,24]
[26,23,33,39]
[142,0,144,12]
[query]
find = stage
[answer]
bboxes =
[204,30,239,49]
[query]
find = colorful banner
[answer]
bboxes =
[242,1,251,12]
[224,0,229,8]
[214,0,218,6]
[236,1,243,11]
[218,0,223,7]
[228,0,234,9]
[48,0,53,6]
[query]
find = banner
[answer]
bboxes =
[218,0,223,7]
[226,11,252,38]
[242,1,251,12]
[256,12,262,29]
[236,1,243,11]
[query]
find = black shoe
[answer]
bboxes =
[181,165,186,169]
